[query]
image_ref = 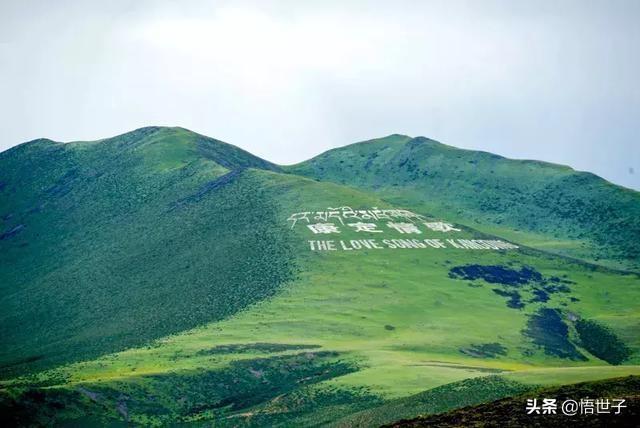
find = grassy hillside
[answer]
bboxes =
[0,127,291,376]
[1,128,639,426]
[287,135,640,271]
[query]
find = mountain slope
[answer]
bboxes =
[0,128,639,426]
[0,127,290,376]
[287,135,640,271]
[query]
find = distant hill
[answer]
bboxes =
[287,135,640,271]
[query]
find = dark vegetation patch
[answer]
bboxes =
[530,288,550,303]
[196,342,321,356]
[492,289,524,309]
[449,264,542,285]
[542,282,572,293]
[171,351,353,415]
[0,352,366,426]
[449,264,575,310]
[0,224,24,240]
[44,169,78,199]
[168,168,243,210]
[0,355,43,370]
[226,384,382,427]
[459,342,508,358]
[549,275,575,284]
[387,376,640,427]
[385,325,396,331]
[0,388,108,428]
[523,308,586,360]
[363,151,379,170]
[575,319,632,365]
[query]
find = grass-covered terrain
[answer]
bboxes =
[287,135,640,272]
[1,128,639,426]
[0,127,292,376]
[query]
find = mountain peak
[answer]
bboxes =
[3,126,280,173]
[117,126,280,172]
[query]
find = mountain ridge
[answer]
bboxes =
[4,126,639,272]
[287,134,640,271]
[288,133,619,182]
[8,128,610,179]
[7,127,631,190]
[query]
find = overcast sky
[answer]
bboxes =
[1,0,638,189]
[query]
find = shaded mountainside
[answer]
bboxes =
[287,135,640,271]
[0,127,639,426]
[0,127,291,376]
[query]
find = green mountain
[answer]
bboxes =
[288,135,640,272]
[1,128,639,426]
[0,127,290,376]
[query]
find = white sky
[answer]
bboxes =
[1,0,638,189]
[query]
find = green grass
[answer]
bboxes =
[287,134,640,271]
[0,128,293,376]
[331,375,535,427]
[504,365,640,385]
[1,128,639,426]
